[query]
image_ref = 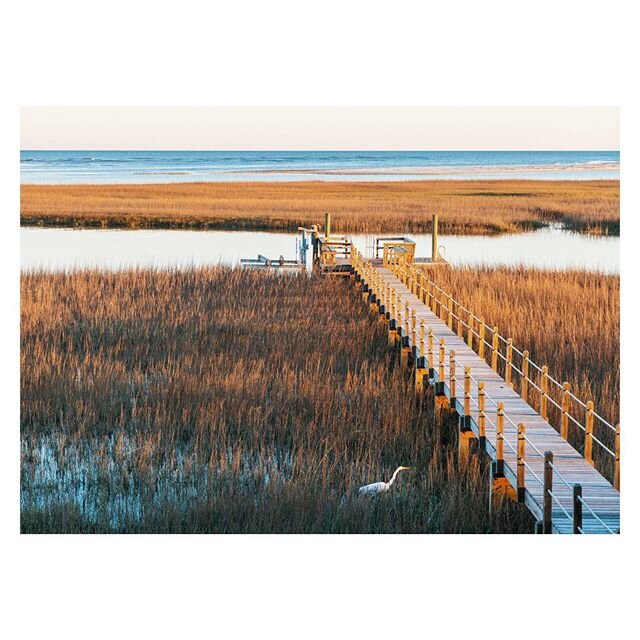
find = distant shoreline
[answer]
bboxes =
[20,179,620,236]
[226,162,620,177]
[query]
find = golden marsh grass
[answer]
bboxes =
[21,267,534,533]
[21,265,618,533]
[21,180,619,235]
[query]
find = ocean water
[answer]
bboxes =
[20,150,620,184]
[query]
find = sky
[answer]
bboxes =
[20,107,619,150]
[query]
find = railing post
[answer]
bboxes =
[438,339,445,382]
[479,319,486,359]
[521,350,529,401]
[585,401,594,465]
[389,294,398,347]
[428,327,434,373]
[404,302,410,340]
[517,423,526,502]
[573,483,582,534]
[491,327,499,371]
[561,382,571,440]
[543,451,553,533]
[411,309,417,350]
[467,311,474,348]
[449,351,456,403]
[496,402,505,475]
[464,367,471,419]
[541,365,549,421]
[615,423,620,491]
[447,296,454,330]
[505,338,513,386]
[419,321,425,358]
[478,382,486,445]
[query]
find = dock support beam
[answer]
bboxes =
[432,214,438,261]
[434,393,451,423]
[543,451,553,533]
[400,340,411,367]
[415,365,427,394]
[388,321,398,347]
[458,367,477,461]
[458,428,477,461]
[490,401,516,512]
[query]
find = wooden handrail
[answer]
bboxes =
[382,256,618,477]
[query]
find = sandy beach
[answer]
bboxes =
[231,162,620,177]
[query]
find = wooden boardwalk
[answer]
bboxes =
[351,249,620,534]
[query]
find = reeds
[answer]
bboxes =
[20,180,619,235]
[22,265,617,533]
[21,267,533,533]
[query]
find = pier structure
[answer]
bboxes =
[349,241,619,534]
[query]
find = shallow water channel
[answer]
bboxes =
[21,225,619,273]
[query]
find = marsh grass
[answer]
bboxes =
[20,180,619,235]
[21,267,533,533]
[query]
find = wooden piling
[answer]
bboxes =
[432,214,438,261]
[505,338,513,386]
[561,382,571,440]
[543,451,553,533]
[428,328,434,372]
[573,484,583,534]
[496,402,505,475]
[449,351,456,402]
[541,365,549,421]
[464,367,471,418]
[411,309,417,350]
[585,400,594,465]
[478,382,486,442]
[491,327,499,371]
[521,350,529,401]
[517,423,526,502]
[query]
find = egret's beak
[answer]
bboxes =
[400,466,411,471]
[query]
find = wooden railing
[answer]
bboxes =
[350,247,619,533]
[387,253,619,488]
[319,238,352,267]
[381,241,415,267]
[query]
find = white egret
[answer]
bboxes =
[358,466,411,495]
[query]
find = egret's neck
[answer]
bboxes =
[388,467,402,487]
